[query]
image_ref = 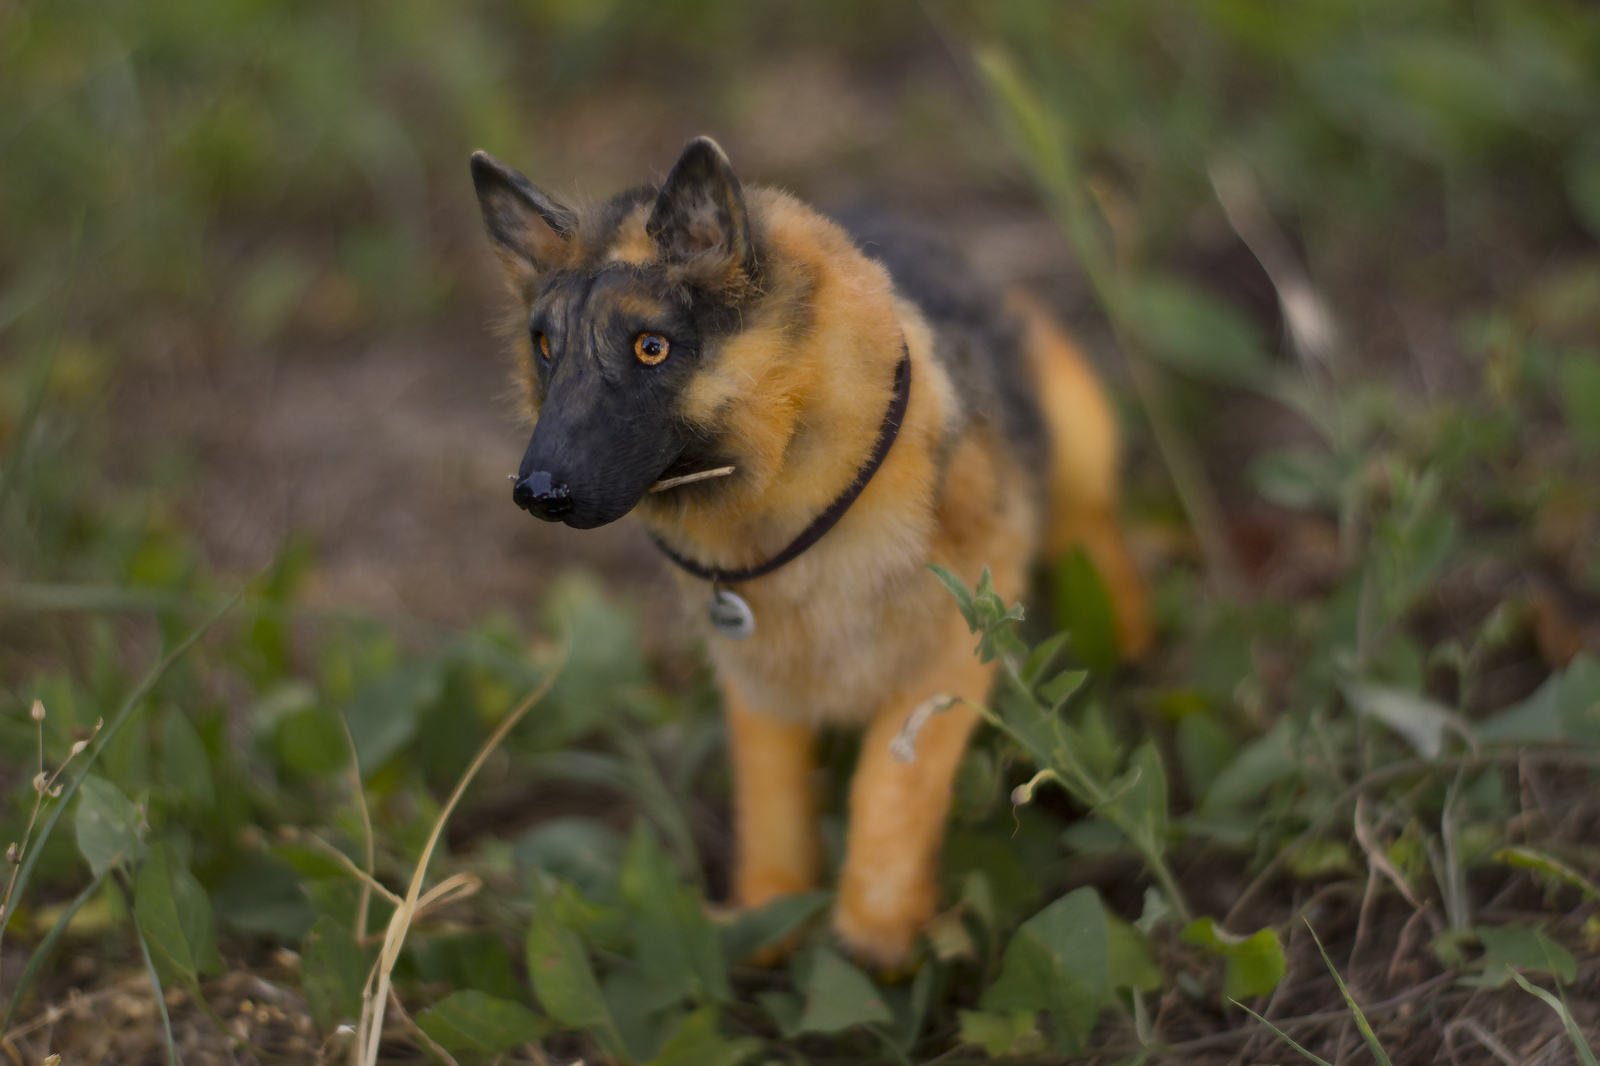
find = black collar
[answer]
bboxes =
[649,343,912,585]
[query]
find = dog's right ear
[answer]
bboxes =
[470,151,573,277]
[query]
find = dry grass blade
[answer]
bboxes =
[302,833,402,907]
[355,644,566,1066]
[1352,794,1426,913]
[1304,920,1395,1066]
[649,465,735,493]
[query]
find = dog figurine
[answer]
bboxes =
[471,136,1149,967]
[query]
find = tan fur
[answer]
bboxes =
[487,161,1147,969]
[1014,292,1153,657]
[606,204,657,265]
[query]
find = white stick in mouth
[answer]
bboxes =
[649,466,736,493]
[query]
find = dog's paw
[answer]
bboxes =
[832,896,927,977]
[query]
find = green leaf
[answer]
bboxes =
[1200,719,1299,814]
[1251,448,1349,512]
[527,875,623,1056]
[1479,652,1600,744]
[160,710,215,809]
[927,563,979,630]
[1054,546,1119,674]
[755,990,803,1038]
[515,816,625,903]
[1175,712,1237,799]
[1038,669,1088,712]
[1180,917,1286,1000]
[214,855,316,940]
[74,774,142,878]
[982,886,1108,1052]
[342,659,442,773]
[1561,351,1600,456]
[1342,682,1463,760]
[645,1005,761,1066]
[1105,909,1162,994]
[416,990,549,1060]
[1108,742,1169,857]
[411,931,524,1002]
[300,917,374,1034]
[1475,924,1577,986]
[134,842,223,992]
[1021,633,1072,687]
[797,947,893,1033]
[717,890,830,965]
[619,821,730,1006]
[1225,927,1289,1001]
[958,1009,1045,1058]
[275,707,350,777]
[1120,277,1271,386]
[542,572,651,737]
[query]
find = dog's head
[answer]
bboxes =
[471,137,757,528]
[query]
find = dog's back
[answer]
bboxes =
[837,208,1151,656]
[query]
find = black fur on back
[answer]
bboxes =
[829,207,1051,494]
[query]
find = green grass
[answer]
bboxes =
[3,1,1600,1063]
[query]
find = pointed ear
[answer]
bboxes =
[470,151,573,275]
[646,137,754,280]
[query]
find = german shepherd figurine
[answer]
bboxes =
[471,137,1150,968]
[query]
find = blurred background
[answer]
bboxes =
[3,1,1600,1062]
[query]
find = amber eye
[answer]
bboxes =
[634,332,670,366]
[535,331,551,361]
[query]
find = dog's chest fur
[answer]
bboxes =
[670,307,1042,725]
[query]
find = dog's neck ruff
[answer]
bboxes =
[650,343,912,588]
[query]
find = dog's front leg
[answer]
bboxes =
[724,683,821,908]
[834,650,993,969]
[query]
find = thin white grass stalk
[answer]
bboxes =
[338,714,376,941]
[0,705,100,960]
[302,833,402,906]
[356,652,565,1066]
[412,871,481,912]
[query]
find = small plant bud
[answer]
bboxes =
[30,700,45,722]
[6,843,19,864]
[70,740,88,756]
[48,785,61,797]
[32,773,47,794]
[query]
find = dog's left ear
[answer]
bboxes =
[647,137,754,283]
[471,151,574,279]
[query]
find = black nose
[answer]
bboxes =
[512,471,574,521]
